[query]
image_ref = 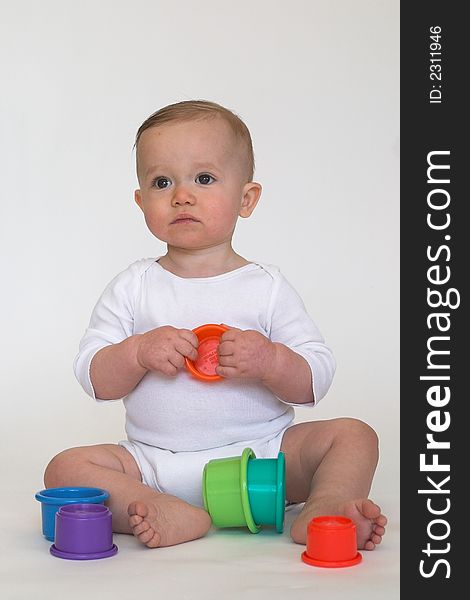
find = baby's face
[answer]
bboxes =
[135,117,260,252]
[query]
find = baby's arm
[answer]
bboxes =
[91,326,198,400]
[264,341,314,404]
[216,328,313,404]
[90,335,145,400]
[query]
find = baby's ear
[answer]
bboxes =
[239,182,262,218]
[134,190,143,210]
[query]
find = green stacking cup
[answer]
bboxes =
[202,448,260,533]
[247,451,286,533]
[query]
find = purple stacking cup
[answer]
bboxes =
[50,503,118,560]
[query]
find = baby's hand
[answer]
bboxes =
[136,326,198,377]
[216,326,276,381]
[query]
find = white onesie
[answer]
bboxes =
[73,259,336,505]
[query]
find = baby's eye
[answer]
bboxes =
[196,174,214,185]
[153,177,171,189]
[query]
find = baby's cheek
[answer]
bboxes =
[206,208,238,237]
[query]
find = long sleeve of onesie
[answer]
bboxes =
[266,272,336,405]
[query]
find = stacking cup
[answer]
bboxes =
[185,324,229,381]
[301,516,362,567]
[35,487,109,541]
[50,504,118,560]
[247,451,285,533]
[202,447,259,533]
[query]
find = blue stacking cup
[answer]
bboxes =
[35,487,109,541]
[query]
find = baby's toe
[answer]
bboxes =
[371,532,383,545]
[129,514,144,527]
[376,514,388,527]
[137,526,161,547]
[362,499,381,519]
[373,524,386,536]
[137,529,153,544]
[133,520,151,536]
[145,531,161,548]
[128,501,149,518]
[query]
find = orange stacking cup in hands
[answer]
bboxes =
[185,324,229,382]
[301,516,362,568]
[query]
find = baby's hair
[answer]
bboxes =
[135,100,255,182]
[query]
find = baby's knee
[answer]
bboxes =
[335,418,379,451]
[44,447,87,488]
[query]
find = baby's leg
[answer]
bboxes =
[280,418,387,549]
[44,444,211,548]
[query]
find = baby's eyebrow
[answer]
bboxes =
[144,165,167,179]
[191,162,220,172]
[144,162,221,179]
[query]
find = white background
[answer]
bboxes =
[0,0,399,522]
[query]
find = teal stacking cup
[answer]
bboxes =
[246,451,286,533]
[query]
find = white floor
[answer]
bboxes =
[1,489,399,600]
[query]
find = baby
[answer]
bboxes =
[44,100,387,549]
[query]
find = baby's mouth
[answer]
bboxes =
[171,214,201,224]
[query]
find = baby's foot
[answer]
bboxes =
[291,497,387,550]
[341,499,387,550]
[128,495,212,548]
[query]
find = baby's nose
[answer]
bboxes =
[171,185,196,205]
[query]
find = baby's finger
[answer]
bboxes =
[168,350,185,370]
[215,365,239,378]
[178,328,199,349]
[175,338,198,361]
[159,359,179,377]
[217,354,237,368]
[217,340,235,357]
[220,328,240,342]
